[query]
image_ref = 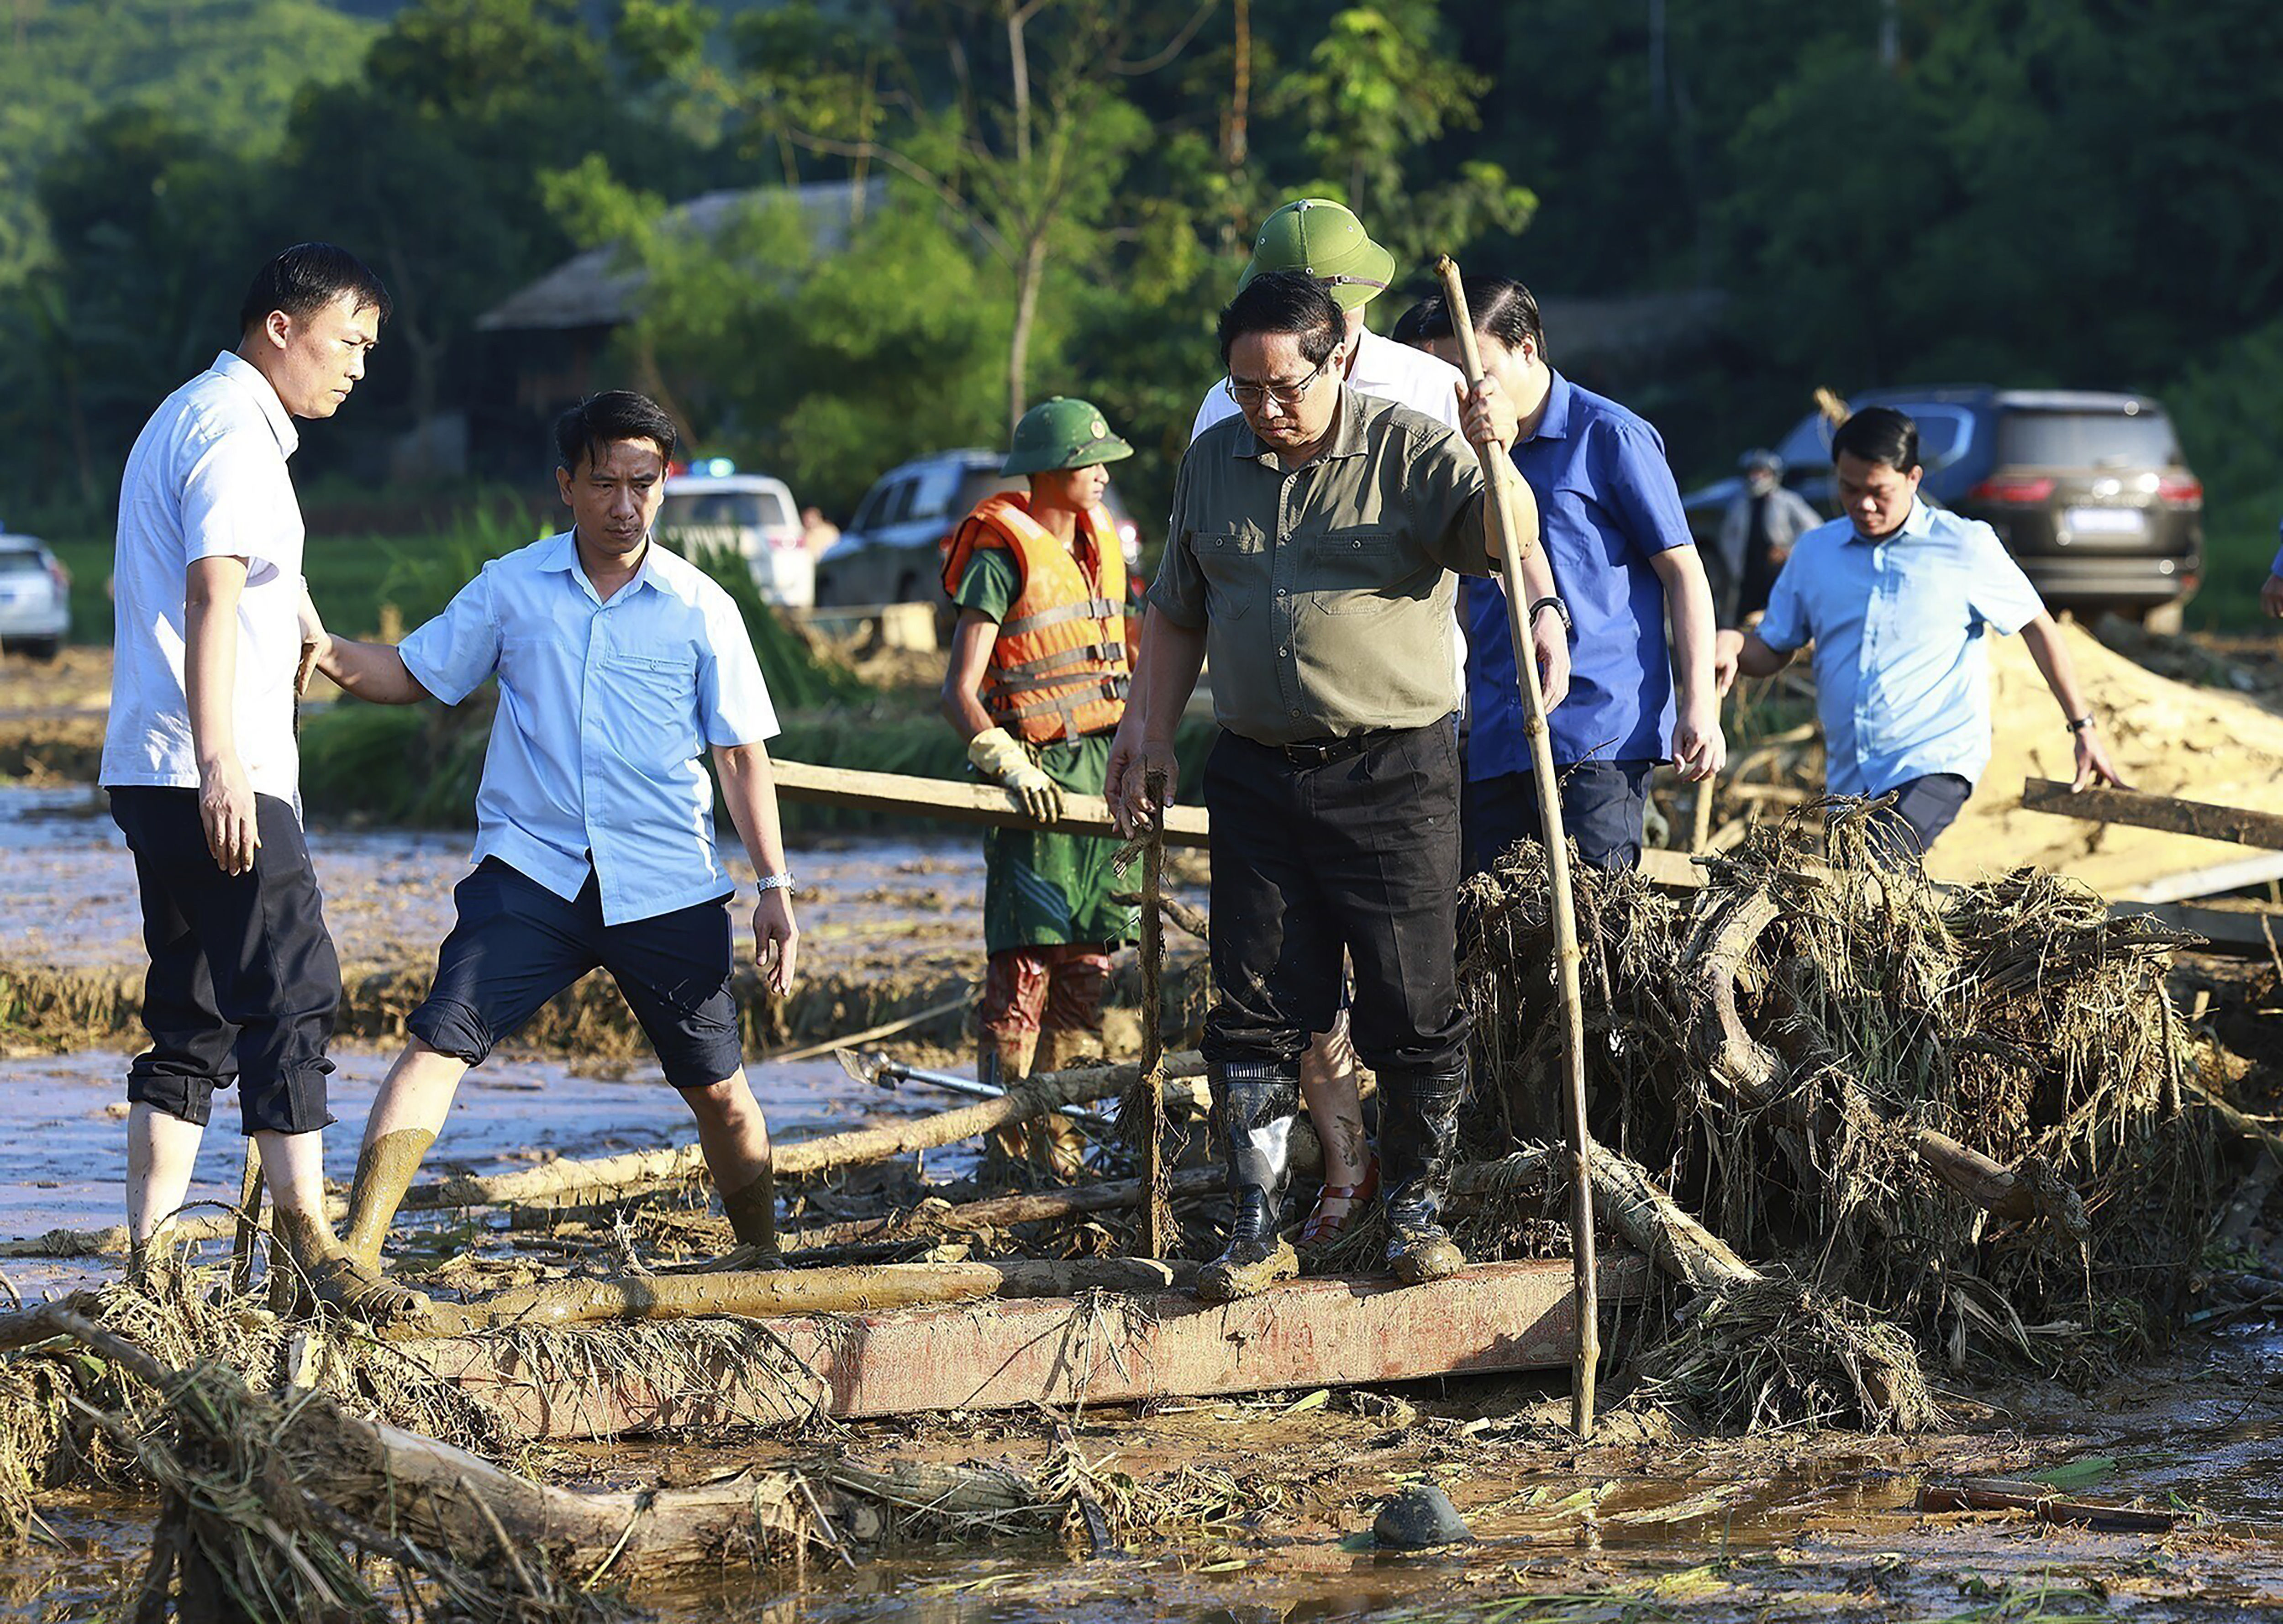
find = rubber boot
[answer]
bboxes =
[127,1219,195,1300]
[270,1203,433,1323]
[341,1126,437,1271]
[1379,1064,1468,1285]
[718,1164,782,1269]
[981,1029,1081,1186]
[1195,1060,1303,1303]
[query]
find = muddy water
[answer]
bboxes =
[0,783,989,974]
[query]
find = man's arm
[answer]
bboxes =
[1456,378,1570,711]
[1106,606,1207,836]
[186,555,258,874]
[938,610,997,739]
[2017,611,2126,790]
[1733,632,1794,681]
[1648,543,1725,781]
[315,631,435,705]
[712,741,800,996]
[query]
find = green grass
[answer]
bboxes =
[42,508,552,646]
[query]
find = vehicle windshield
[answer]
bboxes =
[1997,410,2179,469]
[0,550,44,577]
[658,489,792,531]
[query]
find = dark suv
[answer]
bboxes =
[1685,386,2203,631]
[815,448,1144,608]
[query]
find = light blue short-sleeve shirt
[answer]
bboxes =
[399,531,779,925]
[1758,499,2043,797]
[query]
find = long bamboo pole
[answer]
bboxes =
[1137,768,1173,1256]
[1433,257,1599,1437]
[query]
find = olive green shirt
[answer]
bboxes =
[1149,386,1490,745]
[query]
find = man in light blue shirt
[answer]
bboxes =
[310,391,802,1282]
[1732,406,2122,857]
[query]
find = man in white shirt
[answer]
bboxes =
[101,242,421,1319]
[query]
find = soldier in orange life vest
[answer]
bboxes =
[939,397,1140,1092]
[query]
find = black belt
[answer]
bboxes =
[1271,728,1397,766]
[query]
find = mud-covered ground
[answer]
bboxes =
[6,650,2283,1621]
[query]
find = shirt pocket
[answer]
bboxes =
[595,647,702,776]
[1193,529,1265,621]
[1305,528,1403,616]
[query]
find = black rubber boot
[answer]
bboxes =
[1195,1059,1302,1303]
[1380,1063,1469,1284]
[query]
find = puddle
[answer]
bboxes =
[0,1046,963,1297]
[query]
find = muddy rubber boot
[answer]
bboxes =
[127,1220,196,1299]
[982,1031,1081,1186]
[1380,1064,1468,1285]
[1195,1061,1302,1303]
[340,1126,437,1272]
[717,1165,783,1270]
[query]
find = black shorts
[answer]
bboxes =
[408,859,744,1089]
[108,786,341,1135]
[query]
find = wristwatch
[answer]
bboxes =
[1528,596,1573,633]
[756,872,798,894]
[2066,715,2096,736]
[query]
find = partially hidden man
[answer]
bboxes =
[1110,271,1562,1301]
[101,242,421,1319]
[310,391,801,1284]
[939,397,1140,1102]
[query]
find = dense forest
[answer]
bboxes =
[3,0,2280,602]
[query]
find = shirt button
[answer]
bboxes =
[1278,646,1289,657]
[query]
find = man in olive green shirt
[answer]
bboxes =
[1110,271,1563,1300]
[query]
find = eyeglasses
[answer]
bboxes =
[1225,357,1331,412]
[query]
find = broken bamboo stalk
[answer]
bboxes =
[392,1258,1190,1337]
[1583,1145,1760,1293]
[1137,767,1174,1257]
[769,758,1210,847]
[228,1153,263,1296]
[1436,255,1600,1437]
[2020,777,2283,852]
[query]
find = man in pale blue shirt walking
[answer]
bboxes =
[310,391,802,1281]
[1730,406,2123,857]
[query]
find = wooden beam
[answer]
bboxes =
[2117,851,2283,906]
[402,1256,1649,1435]
[2022,778,2283,853]
[769,758,1210,846]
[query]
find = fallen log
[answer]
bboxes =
[401,1256,1652,1434]
[1916,1478,2178,1533]
[782,1165,1230,1251]
[1583,1146,1758,1293]
[2020,777,2283,853]
[392,1258,1190,1338]
[769,758,1210,847]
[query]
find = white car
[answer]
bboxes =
[0,534,70,659]
[655,468,814,609]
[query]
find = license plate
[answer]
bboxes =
[2065,506,2146,537]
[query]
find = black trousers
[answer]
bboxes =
[1462,758,1657,876]
[1867,773,1973,863]
[1201,724,1468,1077]
[108,787,339,1135]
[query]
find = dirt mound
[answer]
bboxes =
[1932,621,2283,893]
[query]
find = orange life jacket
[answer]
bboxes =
[941,492,1130,744]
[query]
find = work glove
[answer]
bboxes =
[968,725,1063,825]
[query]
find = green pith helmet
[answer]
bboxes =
[1002,396,1135,476]
[1237,197,1397,311]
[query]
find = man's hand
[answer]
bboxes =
[2262,573,2283,620]
[1107,730,1179,838]
[1672,694,1726,782]
[1531,605,1571,713]
[198,753,261,875]
[968,726,1062,824]
[751,889,799,997]
[1456,374,1518,453]
[296,589,331,696]
[2070,722,2127,792]
[1713,628,1746,697]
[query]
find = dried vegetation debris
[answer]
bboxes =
[1462,803,2217,1429]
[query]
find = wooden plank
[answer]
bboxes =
[769,757,1210,847]
[2021,778,2283,853]
[403,1255,1649,1437]
[2111,899,2283,960]
[2115,851,2283,906]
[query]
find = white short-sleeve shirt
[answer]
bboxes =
[101,351,308,800]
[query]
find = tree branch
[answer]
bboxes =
[1109,0,1217,75]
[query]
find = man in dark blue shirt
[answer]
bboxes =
[1398,279,1723,872]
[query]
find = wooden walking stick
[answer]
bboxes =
[1133,767,1175,1256]
[1434,256,1599,1436]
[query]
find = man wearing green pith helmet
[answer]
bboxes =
[939,397,1142,1105]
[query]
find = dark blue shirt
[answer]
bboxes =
[1463,371,1690,773]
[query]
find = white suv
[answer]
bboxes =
[0,534,70,659]
[655,469,814,609]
